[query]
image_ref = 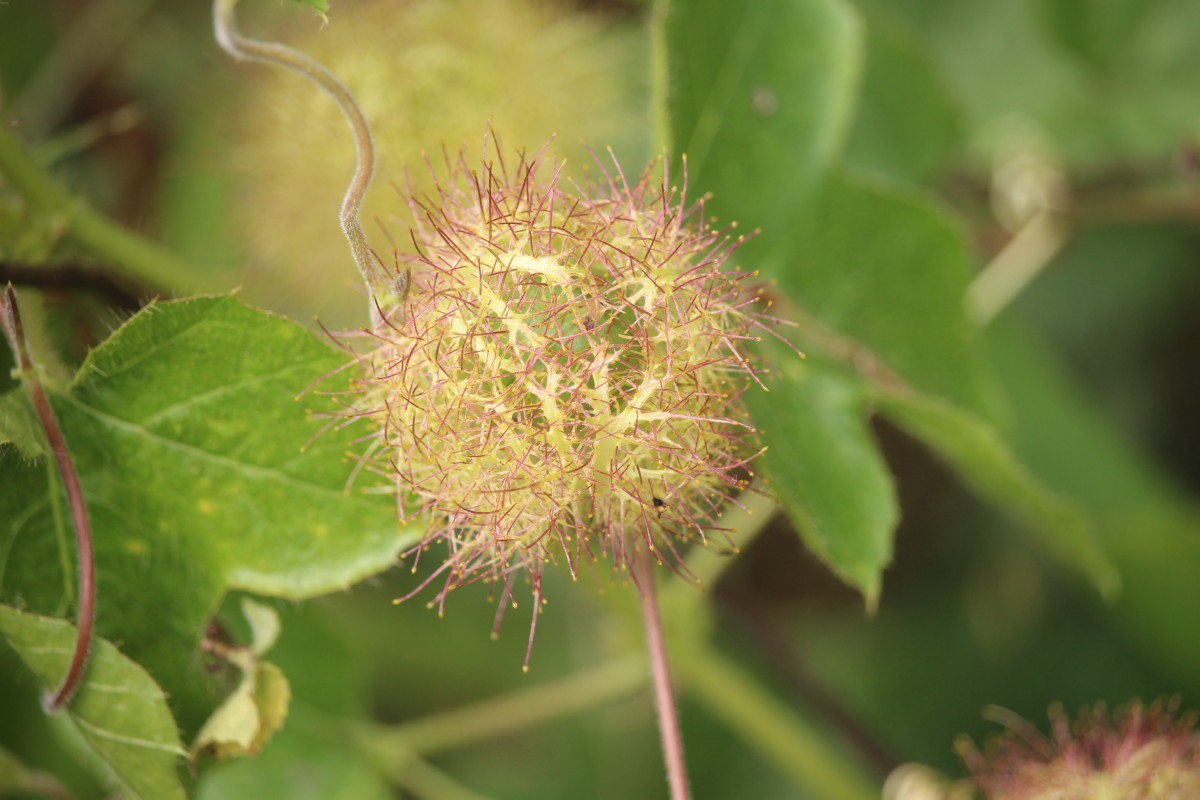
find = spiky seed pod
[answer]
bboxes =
[958,699,1200,800]
[343,143,769,661]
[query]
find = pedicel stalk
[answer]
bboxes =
[1,285,96,711]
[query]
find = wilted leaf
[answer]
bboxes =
[192,598,290,761]
[242,597,281,657]
[193,661,290,762]
[0,605,187,800]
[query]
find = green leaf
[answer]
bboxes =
[877,390,1119,598]
[0,389,44,458]
[844,13,963,183]
[288,0,330,17]
[776,173,993,414]
[0,296,417,730]
[987,324,1200,691]
[0,605,187,800]
[1035,0,1160,71]
[747,350,897,605]
[658,0,862,258]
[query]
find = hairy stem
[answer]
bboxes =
[1,285,96,711]
[0,128,195,293]
[687,646,877,800]
[212,0,407,325]
[364,655,646,756]
[632,545,692,800]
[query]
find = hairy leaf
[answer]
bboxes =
[0,605,187,799]
[0,296,416,731]
[747,351,896,605]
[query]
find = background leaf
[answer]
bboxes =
[0,605,187,800]
[776,174,992,413]
[745,352,896,604]
[844,11,964,183]
[0,296,417,731]
[658,0,862,263]
[877,390,1119,598]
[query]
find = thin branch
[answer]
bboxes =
[687,646,878,800]
[632,545,692,800]
[212,0,408,325]
[363,655,646,757]
[966,210,1068,326]
[719,587,900,777]
[0,260,146,311]
[1,285,96,711]
[0,126,197,294]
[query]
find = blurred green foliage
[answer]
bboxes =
[1,0,1199,797]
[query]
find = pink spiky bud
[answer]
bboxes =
[343,138,770,665]
[957,699,1200,799]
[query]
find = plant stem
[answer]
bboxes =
[648,0,673,155]
[366,655,646,756]
[1,285,96,711]
[966,210,1068,326]
[632,546,692,800]
[0,128,196,294]
[212,0,406,324]
[687,646,877,800]
[396,757,492,800]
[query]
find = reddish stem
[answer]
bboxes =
[1,285,96,711]
[632,545,692,800]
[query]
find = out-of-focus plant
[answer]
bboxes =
[2,0,1199,798]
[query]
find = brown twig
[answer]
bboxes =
[1,284,96,711]
[0,260,147,311]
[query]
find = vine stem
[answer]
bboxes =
[1,285,95,711]
[212,0,407,325]
[632,545,692,800]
